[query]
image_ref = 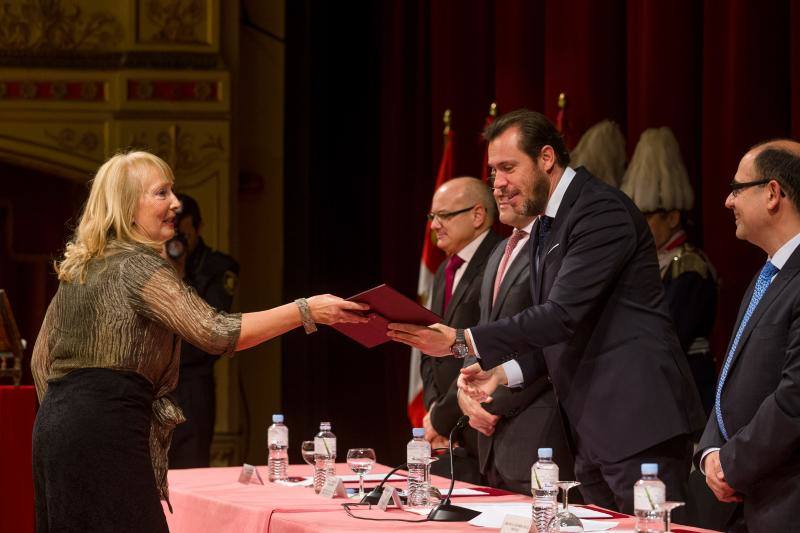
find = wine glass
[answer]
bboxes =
[547,481,583,533]
[346,448,376,498]
[301,441,316,478]
[657,501,685,532]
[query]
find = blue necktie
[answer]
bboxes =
[714,260,780,440]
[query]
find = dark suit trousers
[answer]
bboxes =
[574,433,693,519]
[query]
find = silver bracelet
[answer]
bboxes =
[294,298,317,334]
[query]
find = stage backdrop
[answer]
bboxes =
[283,0,800,466]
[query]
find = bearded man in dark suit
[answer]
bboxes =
[390,109,705,513]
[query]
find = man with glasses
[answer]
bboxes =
[420,177,500,483]
[390,109,705,513]
[697,140,800,532]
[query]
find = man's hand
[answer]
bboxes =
[422,410,449,449]
[703,451,743,503]
[386,323,455,356]
[457,389,499,436]
[458,363,507,402]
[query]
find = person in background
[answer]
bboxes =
[421,176,501,483]
[621,127,718,415]
[569,119,627,188]
[457,191,573,495]
[167,193,239,468]
[697,140,800,532]
[31,151,367,532]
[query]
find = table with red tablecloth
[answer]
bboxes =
[0,385,37,533]
[164,463,722,533]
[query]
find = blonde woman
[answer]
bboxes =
[31,151,367,532]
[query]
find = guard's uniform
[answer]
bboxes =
[169,237,238,468]
[658,231,718,416]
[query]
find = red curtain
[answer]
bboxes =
[378,0,800,366]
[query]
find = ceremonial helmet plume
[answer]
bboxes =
[621,127,694,212]
[570,120,627,187]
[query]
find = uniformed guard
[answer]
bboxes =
[167,193,239,468]
[622,127,718,416]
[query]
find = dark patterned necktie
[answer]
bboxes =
[443,254,465,312]
[535,215,553,271]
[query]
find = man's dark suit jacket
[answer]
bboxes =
[470,167,706,465]
[695,246,800,532]
[465,236,573,494]
[421,230,502,454]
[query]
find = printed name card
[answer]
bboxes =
[319,475,347,498]
[238,463,264,485]
[377,486,404,511]
[500,514,532,533]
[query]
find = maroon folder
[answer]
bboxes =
[330,284,442,348]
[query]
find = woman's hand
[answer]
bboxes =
[307,294,370,325]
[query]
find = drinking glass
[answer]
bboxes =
[658,501,685,532]
[301,440,316,478]
[346,448,376,498]
[547,481,583,533]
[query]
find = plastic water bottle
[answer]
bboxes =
[634,463,666,533]
[406,428,431,507]
[267,414,289,482]
[531,447,559,490]
[313,421,336,493]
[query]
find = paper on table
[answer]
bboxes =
[461,503,616,530]
[274,477,314,487]
[338,473,406,482]
[397,487,487,497]
[456,503,611,519]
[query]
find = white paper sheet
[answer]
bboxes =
[337,473,406,482]
[460,503,616,530]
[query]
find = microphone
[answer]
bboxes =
[359,462,407,505]
[427,415,481,522]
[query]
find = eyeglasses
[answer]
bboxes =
[427,205,476,222]
[729,178,772,197]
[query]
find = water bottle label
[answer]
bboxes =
[634,485,665,511]
[532,466,559,489]
[314,437,336,457]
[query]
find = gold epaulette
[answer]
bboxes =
[670,244,710,279]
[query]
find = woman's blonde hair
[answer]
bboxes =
[56,151,175,283]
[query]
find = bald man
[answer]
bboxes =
[696,140,800,532]
[421,177,501,483]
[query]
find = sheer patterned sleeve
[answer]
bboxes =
[31,303,56,402]
[121,250,241,356]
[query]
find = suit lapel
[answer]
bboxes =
[481,242,504,324]
[726,250,800,371]
[492,240,530,321]
[444,232,500,323]
[431,263,446,317]
[533,169,589,303]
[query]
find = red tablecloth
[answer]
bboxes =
[0,385,37,533]
[164,463,722,533]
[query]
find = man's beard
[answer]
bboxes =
[522,170,550,216]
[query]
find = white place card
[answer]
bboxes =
[500,514,532,533]
[376,486,403,511]
[237,463,264,485]
[319,476,347,498]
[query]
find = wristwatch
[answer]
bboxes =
[450,328,469,358]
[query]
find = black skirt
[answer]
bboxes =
[32,368,169,533]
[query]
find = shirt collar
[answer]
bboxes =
[454,229,490,264]
[520,219,536,235]
[769,231,800,269]
[544,166,576,218]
